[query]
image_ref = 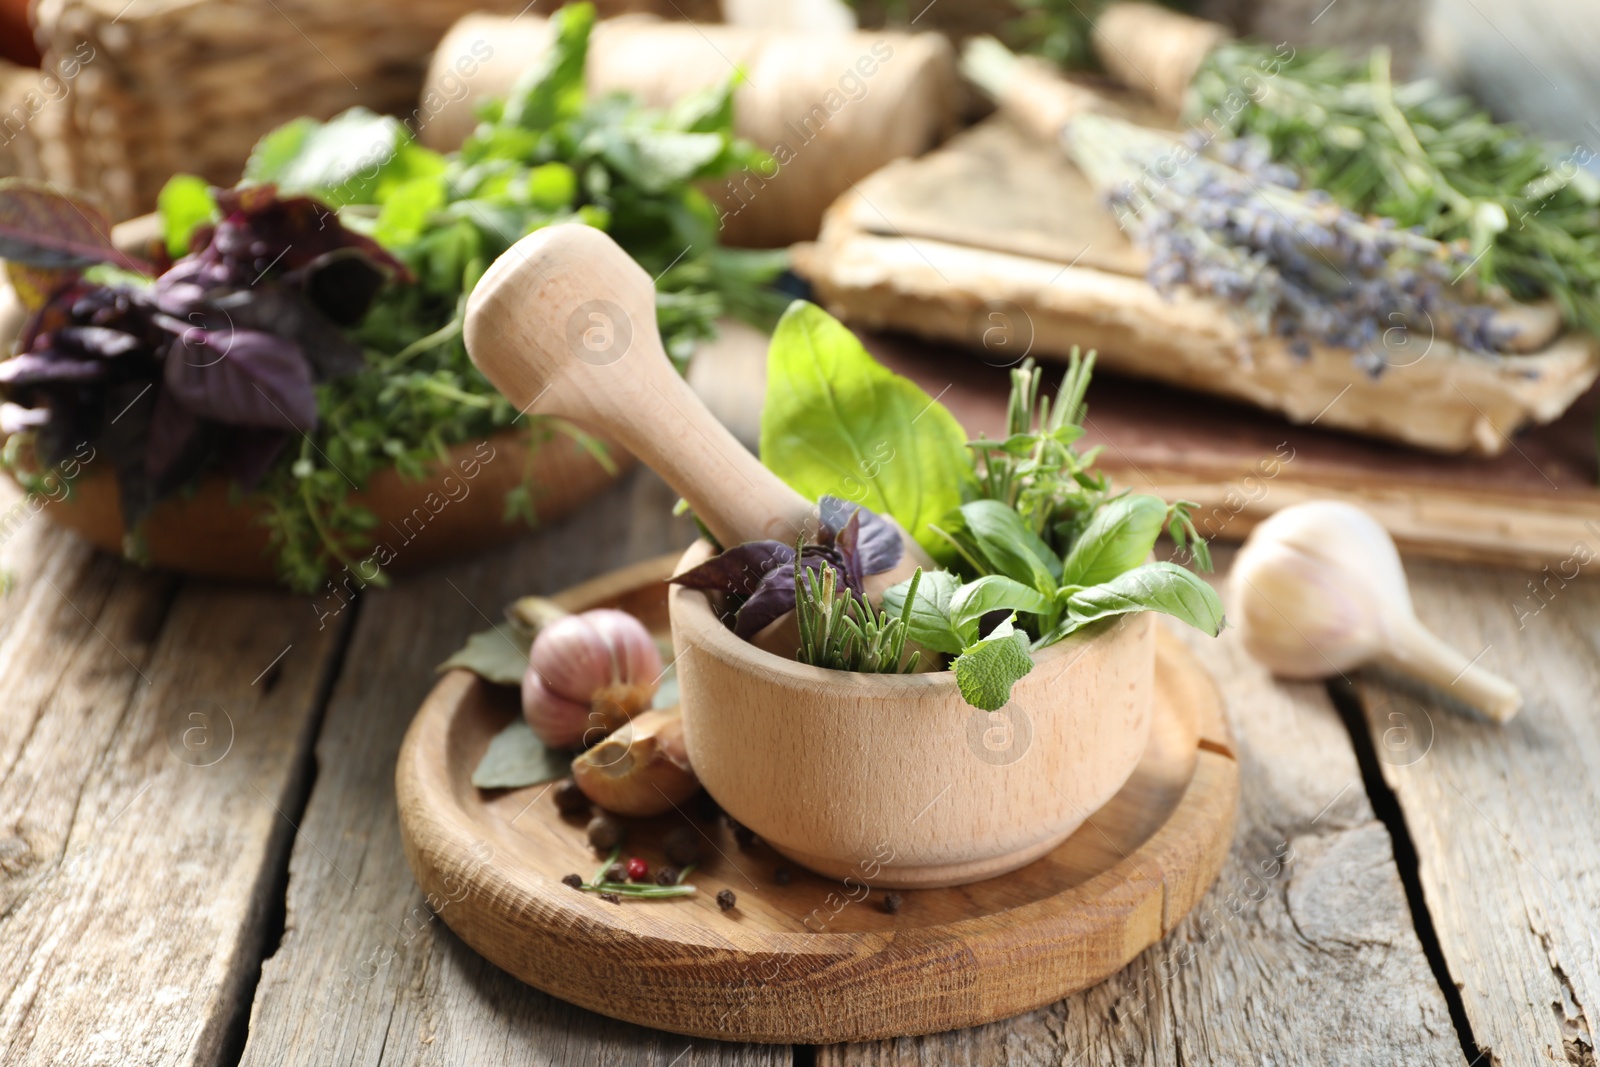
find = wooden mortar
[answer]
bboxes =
[670,540,1155,888]
[465,223,1156,888]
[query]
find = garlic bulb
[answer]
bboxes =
[1232,501,1521,723]
[571,705,699,816]
[521,608,664,748]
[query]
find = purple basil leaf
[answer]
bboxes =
[163,328,317,431]
[226,427,290,490]
[211,285,365,379]
[734,564,802,638]
[0,352,105,385]
[832,507,865,593]
[52,325,145,360]
[671,540,794,598]
[144,386,202,484]
[292,249,390,327]
[101,380,158,529]
[818,494,902,576]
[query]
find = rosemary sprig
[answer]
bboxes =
[583,847,697,899]
[793,546,922,673]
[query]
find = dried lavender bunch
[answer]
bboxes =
[1065,112,1507,368]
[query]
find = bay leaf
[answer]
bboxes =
[472,719,571,789]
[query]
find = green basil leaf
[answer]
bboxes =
[373,175,446,248]
[958,499,1061,591]
[244,108,408,204]
[502,1,593,131]
[156,175,216,258]
[1060,493,1169,586]
[472,720,572,789]
[760,301,968,557]
[437,623,531,686]
[1062,562,1225,637]
[950,575,1052,631]
[952,617,1035,711]
[882,570,966,655]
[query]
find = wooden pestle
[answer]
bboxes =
[463,223,931,610]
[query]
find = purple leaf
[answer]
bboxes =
[818,495,902,576]
[145,387,201,483]
[671,540,794,598]
[226,427,290,490]
[831,507,865,593]
[163,328,317,431]
[0,402,48,434]
[0,352,105,385]
[0,178,152,273]
[52,325,146,360]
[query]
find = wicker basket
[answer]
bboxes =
[23,0,718,221]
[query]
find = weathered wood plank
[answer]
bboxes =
[1356,559,1600,1067]
[823,555,1465,1066]
[238,469,786,1066]
[0,496,350,1066]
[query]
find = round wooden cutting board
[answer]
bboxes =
[396,554,1240,1044]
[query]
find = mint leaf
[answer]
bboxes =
[244,107,408,204]
[761,301,969,557]
[1061,562,1225,638]
[956,499,1061,592]
[949,574,1052,631]
[502,1,593,131]
[952,617,1035,711]
[882,570,965,655]
[438,623,531,686]
[473,720,572,789]
[156,175,216,258]
[1060,493,1169,586]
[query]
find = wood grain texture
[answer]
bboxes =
[399,553,1235,1041]
[822,559,1466,1065]
[236,469,783,1065]
[670,540,1160,887]
[0,489,349,1065]
[1355,559,1600,1067]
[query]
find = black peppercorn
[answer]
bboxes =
[882,892,903,915]
[716,888,737,912]
[663,826,703,867]
[599,892,621,905]
[586,813,622,853]
[605,863,628,884]
[561,873,583,890]
[553,778,589,816]
[773,867,792,886]
[656,866,681,886]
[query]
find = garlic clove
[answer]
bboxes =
[530,609,664,711]
[521,669,593,749]
[1232,501,1522,723]
[571,705,700,817]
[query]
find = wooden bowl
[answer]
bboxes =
[3,429,628,583]
[668,540,1155,888]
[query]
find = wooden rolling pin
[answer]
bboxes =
[420,14,958,248]
[463,223,931,603]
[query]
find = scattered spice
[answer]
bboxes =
[600,892,622,905]
[553,778,589,817]
[625,857,650,882]
[605,863,628,884]
[663,826,703,867]
[773,867,792,886]
[882,892,903,915]
[655,866,681,886]
[716,889,737,912]
[561,873,583,889]
[586,813,622,853]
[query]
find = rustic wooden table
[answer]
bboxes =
[1,459,1595,1066]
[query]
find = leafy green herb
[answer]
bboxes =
[1049,560,1225,643]
[155,175,216,258]
[951,615,1035,712]
[794,547,921,674]
[471,719,572,789]
[183,1,784,590]
[760,301,970,557]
